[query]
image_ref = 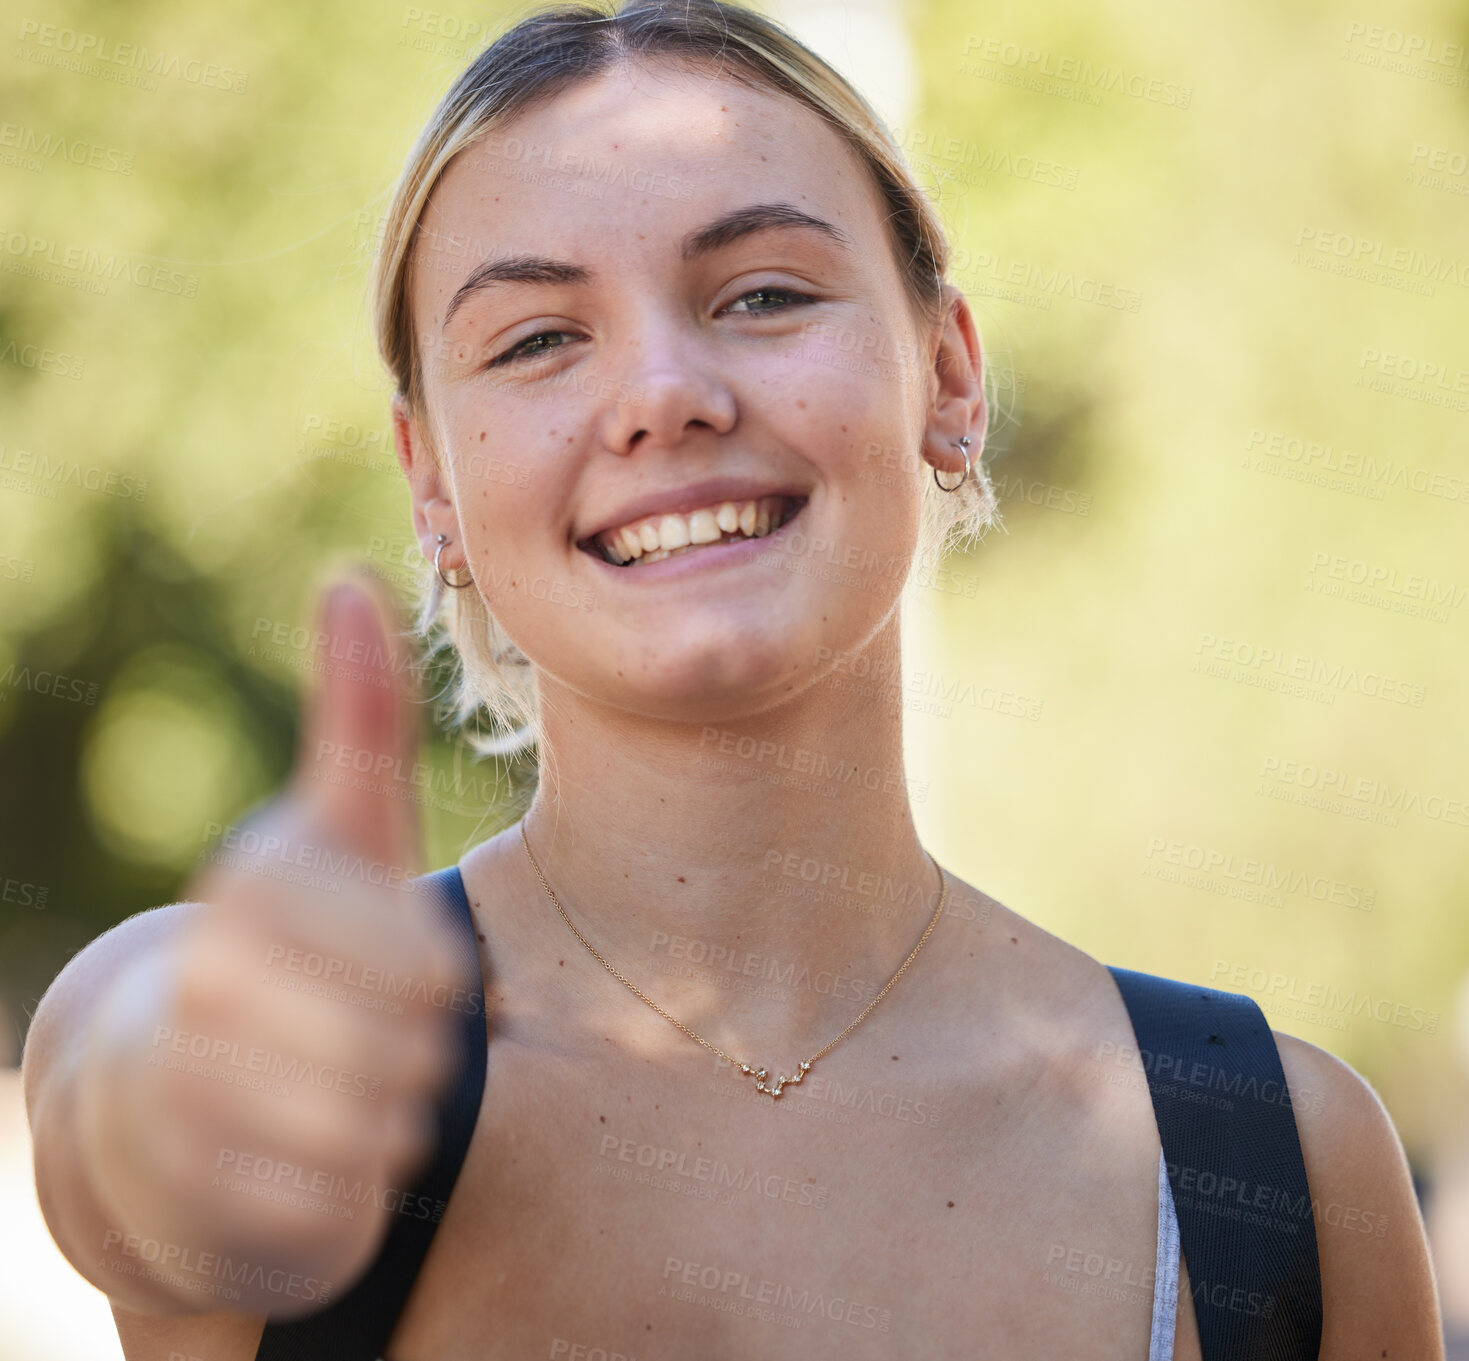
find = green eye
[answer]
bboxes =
[486,288,816,369]
[726,287,816,314]
[488,331,576,368]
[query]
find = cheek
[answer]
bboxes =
[444,401,565,555]
[853,481,923,575]
[782,344,924,485]
[828,410,926,548]
[449,454,552,588]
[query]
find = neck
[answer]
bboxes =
[518,614,946,1065]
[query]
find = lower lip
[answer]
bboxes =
[581,503,809,584]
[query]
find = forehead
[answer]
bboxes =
[411,58,885,306]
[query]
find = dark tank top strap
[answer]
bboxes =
[255,865,488,1361]
[1107,966,1323,1361]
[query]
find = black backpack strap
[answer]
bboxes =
[256,865,488,1360]
[1107,966,1322,1360]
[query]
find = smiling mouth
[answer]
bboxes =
[580,495,807,567]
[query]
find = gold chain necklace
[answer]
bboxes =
[519,820,949,1102]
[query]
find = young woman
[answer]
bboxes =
[21,2,1443,1357]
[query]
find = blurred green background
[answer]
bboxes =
[2,0,1468,1348]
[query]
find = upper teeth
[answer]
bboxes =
[596,497,791,565]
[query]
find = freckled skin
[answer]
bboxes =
[395,57,978,726]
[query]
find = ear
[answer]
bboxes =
[920,285,987,477]
[392,394,463,566]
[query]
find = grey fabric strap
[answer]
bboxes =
[1149,1145,1182,1361]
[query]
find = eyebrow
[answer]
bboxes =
[439,201,849,330]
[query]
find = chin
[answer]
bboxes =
[602,625,825,721]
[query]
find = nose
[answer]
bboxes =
[596,315,737,456]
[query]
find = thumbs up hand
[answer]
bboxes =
[74,573,476,1318]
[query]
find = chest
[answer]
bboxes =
[385,1031,1184,1360]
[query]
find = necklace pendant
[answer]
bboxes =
[740,1059,812,1100]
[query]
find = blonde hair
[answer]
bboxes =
[371,0,998,758]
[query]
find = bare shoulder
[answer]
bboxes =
[928,870,1149,1082]
[1268,1032,1444,1357]
[943,873,1130,1015]
[110,1300,264,1361]
[888,873,1447,1354]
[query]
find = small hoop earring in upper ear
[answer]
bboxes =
[933,435,973,493]
[434,532,474,589]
